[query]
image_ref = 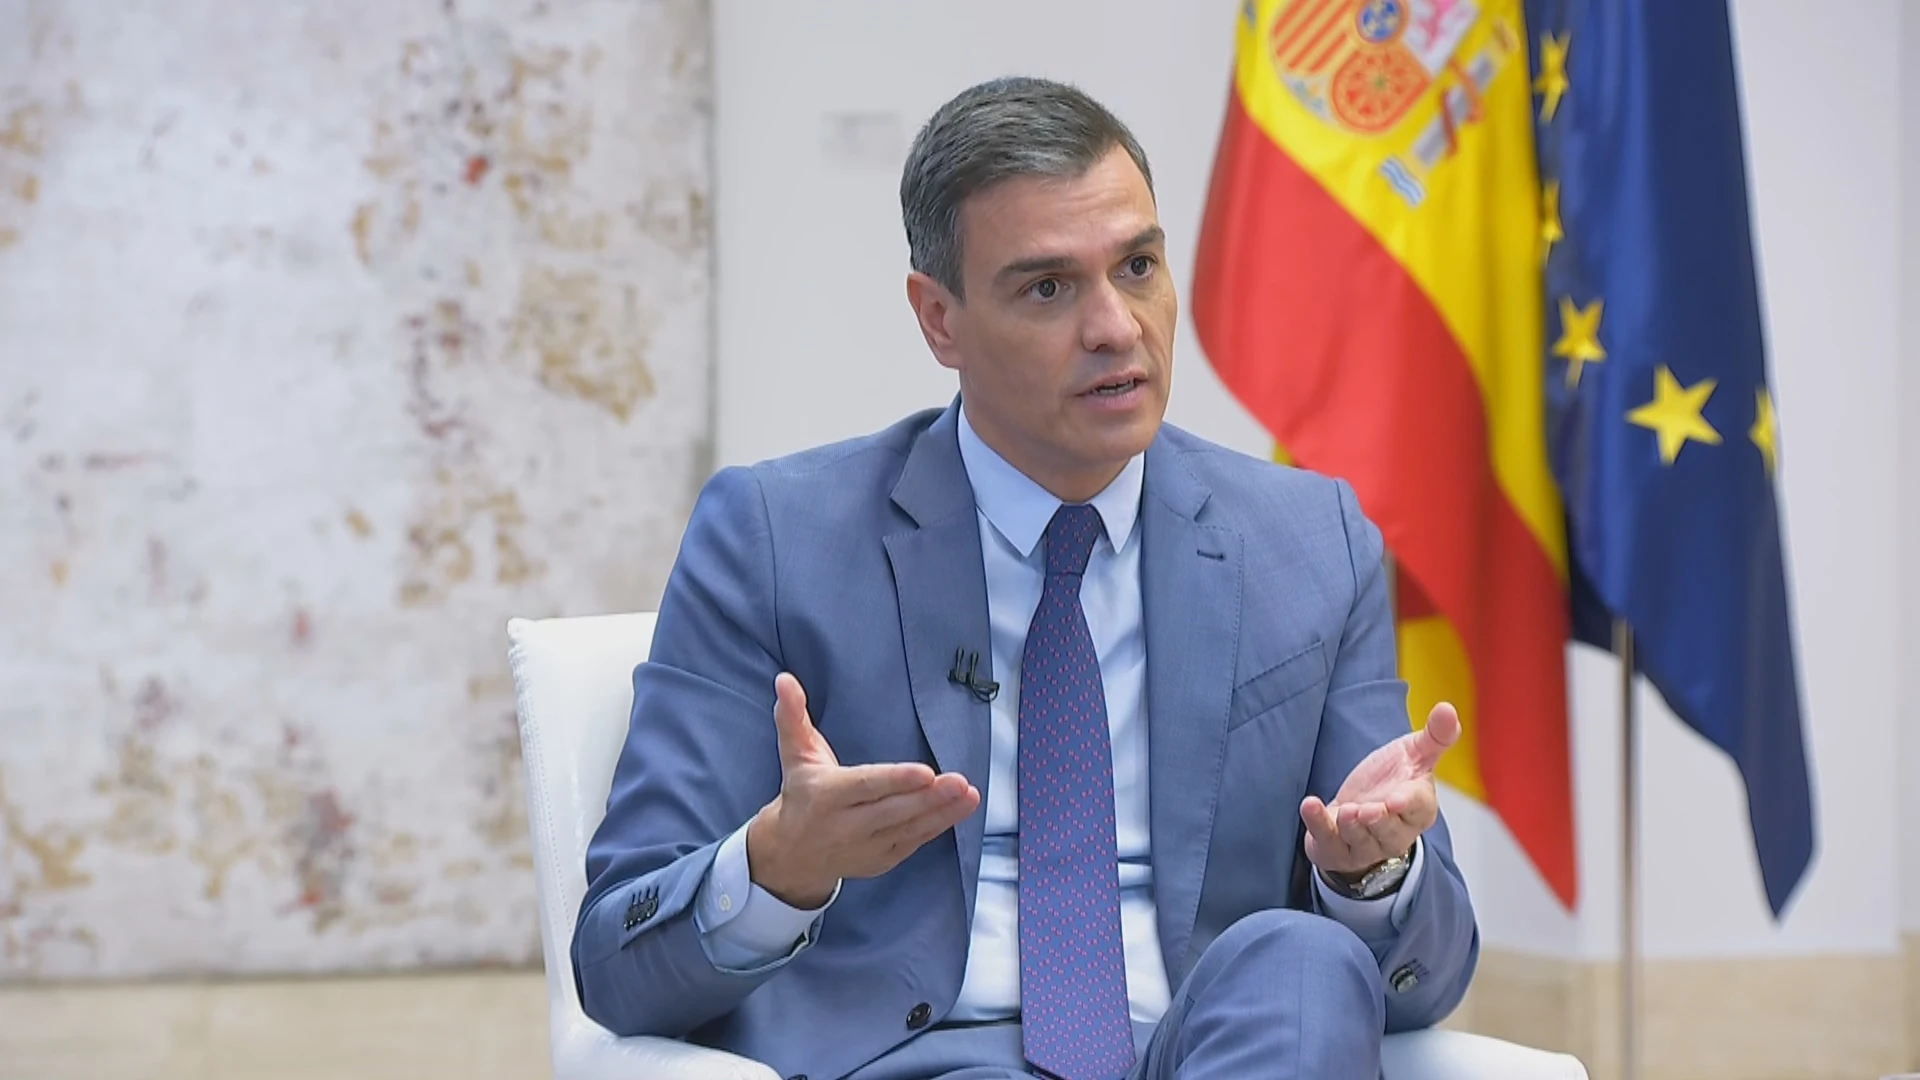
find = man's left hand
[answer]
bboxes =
[1300,702,1460,876]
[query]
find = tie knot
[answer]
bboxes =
[1044,504,1104,577]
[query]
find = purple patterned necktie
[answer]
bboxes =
[1018,504,1135,1080]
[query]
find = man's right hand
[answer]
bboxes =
[746,672,981,909]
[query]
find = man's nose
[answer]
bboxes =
[1079,280,1143,354]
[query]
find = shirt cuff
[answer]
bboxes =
[694,820,840,971]
[1312,836,1427,937]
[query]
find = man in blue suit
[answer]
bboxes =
[573,77,1478,1080]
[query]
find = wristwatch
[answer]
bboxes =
[1319,850,1412,901]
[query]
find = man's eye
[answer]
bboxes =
[1029,279,1060,300]
[1127,255,1156,277]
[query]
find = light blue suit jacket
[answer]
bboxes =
[573,402,1478,1080]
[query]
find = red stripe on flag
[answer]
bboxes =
[1273,0,1341,49]
[1275,0,1346,66]
[1192,88,1576,906]
[1290,16,1350,71]
[1300,27,1351,74]
[1396,566,1440,620]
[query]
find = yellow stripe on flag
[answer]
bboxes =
[1233,0,1565,575]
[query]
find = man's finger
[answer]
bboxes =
[851,773,971,832]
[1336,800,1370,834]
[832,762,940,805]
[1407,701,1462,772]
[1361,811,1413,856]
[1300,796,1342,851]
[1349,801,1389,828]
[873,782,980,849]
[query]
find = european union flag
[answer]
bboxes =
[1527,0,1816,915]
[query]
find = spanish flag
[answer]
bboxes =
[1192,0,1575,906]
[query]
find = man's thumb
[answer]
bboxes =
[1413,701,1462,769]
[772,673,822,766]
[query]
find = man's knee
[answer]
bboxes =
[1194,909,1384,1002]
[1147,910,1386,1075]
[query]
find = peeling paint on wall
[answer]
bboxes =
[0,0,711,979]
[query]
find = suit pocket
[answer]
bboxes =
[1228,641,1328,731]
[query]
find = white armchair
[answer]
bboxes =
[507,611,1587,1080]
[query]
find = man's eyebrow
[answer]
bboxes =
[994,226,1167,283]
[1124,225,1166,251]
[996,253,1075,281]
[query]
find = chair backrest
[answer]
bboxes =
[506,611,658,1033]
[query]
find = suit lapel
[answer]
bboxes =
[882,403,994,919]
[1141,439,1241,983]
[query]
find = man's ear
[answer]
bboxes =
[905,271,964,371]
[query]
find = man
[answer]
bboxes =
[573,77,1477,1080]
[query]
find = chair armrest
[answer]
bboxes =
[551,1009,781,1080]
[1382,1029,1590,1080]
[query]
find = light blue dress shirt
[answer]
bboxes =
[691,406,1424,1023]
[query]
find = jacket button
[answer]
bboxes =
[786,1075,807,1080]
[906,1001,932,1030]
[1390,964,1420,993]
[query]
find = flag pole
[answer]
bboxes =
[1614,618,1641,1080]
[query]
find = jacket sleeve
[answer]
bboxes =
[570,464,813,1037]
[1304,478,1481,1033]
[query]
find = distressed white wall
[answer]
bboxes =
[712,0,1906,964]
[0,0,711,978]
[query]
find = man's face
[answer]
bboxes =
[908,146,1176,502]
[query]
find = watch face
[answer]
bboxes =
[1321,856,1408,900]
[1361,857,1410,898]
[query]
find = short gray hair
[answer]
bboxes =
[900,77,1154,300]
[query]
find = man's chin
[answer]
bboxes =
[1113,405,1167,448]
[1089,420,1161,465]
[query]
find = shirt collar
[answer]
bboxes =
[956,402,1144,560]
